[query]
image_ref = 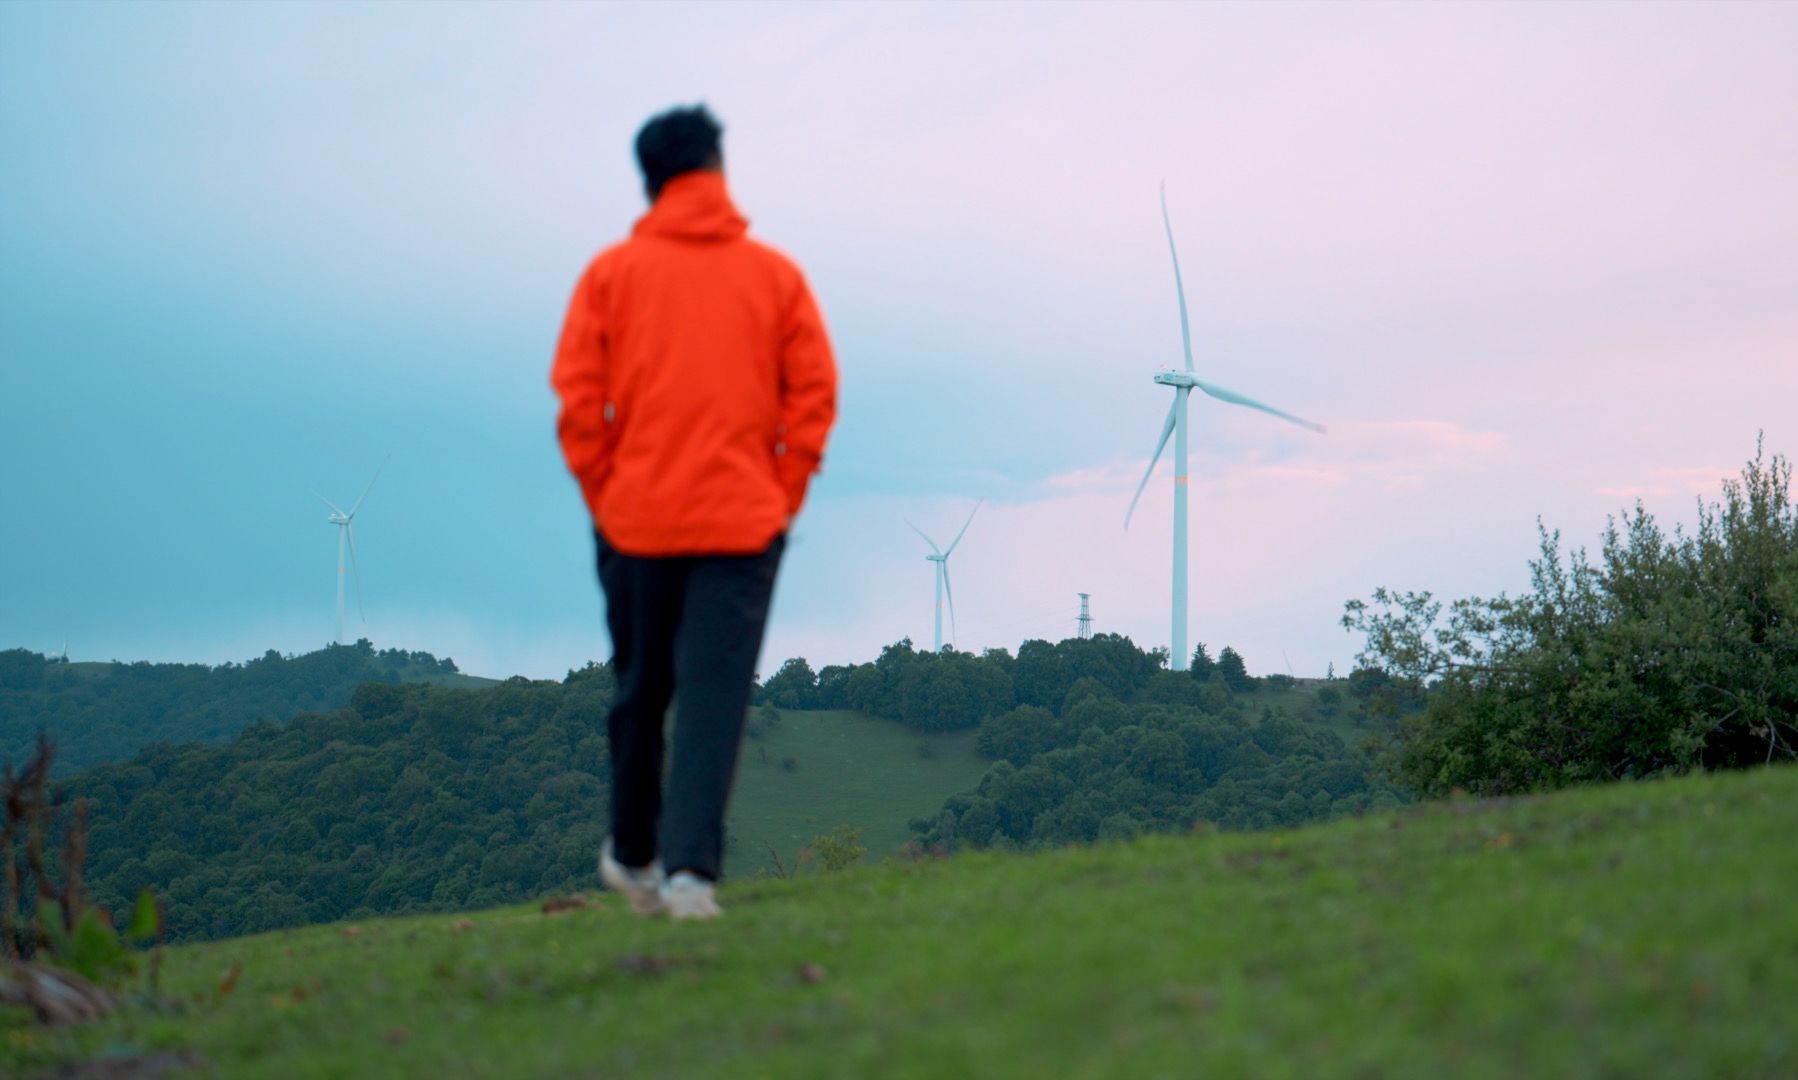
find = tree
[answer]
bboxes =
[813,664,855,709]
[1188,643,1216,682]
[759,657,818,709]
[1216,647,1256,693]
[1063,634,1162,700]
[977,705,1057,765]
[843,664,886,716]
[1344,437,1798,797]
[1013,639,1071,710]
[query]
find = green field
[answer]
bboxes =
[728,709,990,875]
[7,765,1793,1078]
[1248,677,1362,740]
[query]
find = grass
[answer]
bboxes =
[724,681,1366,882]
[728,709,990,874]
[6,765,1794,1078]
[377,663,501,690]
[1249,677,1379,746]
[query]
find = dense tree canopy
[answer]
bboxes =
[1345,441,1798,796]
[68,667,615,941]
[919,673,1400,851]
[758,657,819,709]
[772,633,1171,732]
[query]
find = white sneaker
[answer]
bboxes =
[599,838,665,916]
[661,871,723,921]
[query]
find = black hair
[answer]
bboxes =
[634,104,723,201]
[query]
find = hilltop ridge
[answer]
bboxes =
[0,641,494,775]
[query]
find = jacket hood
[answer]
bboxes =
[632,171,748,242]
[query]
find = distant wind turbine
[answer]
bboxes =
[1125,185,1325,671]
[317,458,386,645]
[908,500,982,653]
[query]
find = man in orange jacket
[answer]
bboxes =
[551,104,837,920]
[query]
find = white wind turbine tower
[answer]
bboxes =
[908,500,982,653]
[1125,185,1326,671]
[317,459,385,646]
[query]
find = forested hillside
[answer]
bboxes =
[71,670,614,941]
[919,693,1403,851]
[0,641,486,775]
[755,634,1406,851]
[61,635,1392,943]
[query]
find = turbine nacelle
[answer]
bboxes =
[1152,371,1198,389]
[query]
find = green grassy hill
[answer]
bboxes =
[9,766,1792,1078]
[730,709,990,872]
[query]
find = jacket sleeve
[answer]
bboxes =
[550,261,612,506]
[776,269,839,516]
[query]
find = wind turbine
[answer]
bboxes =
[317,458,385,646]
[1125,185,1325,671]
[907,500,982,653]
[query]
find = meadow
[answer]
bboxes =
[6,765,1792,1078]
[728,708,990,874]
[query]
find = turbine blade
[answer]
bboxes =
[1193,378,1326,433]
[347,454,390,519]
[944,499,983,557]
[942,562,957,649]
[1125,399,1180,529]
[347,524,367,627]
[314,491,347,518]
[1161,182,1194,372]
[906,520,943,555]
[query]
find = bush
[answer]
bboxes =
[745,703,781,740]
[1345,438,1798,796]
[808,826,865,872]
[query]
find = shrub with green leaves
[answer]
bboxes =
[807,826,865,872]
[36,888,161,989]
[3,735,163,996]
[1345,438,1798,796]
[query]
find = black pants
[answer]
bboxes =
[597,531,784,881]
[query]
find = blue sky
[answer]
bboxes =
[4,2,1796,678]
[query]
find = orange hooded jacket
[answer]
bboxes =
[551,171,838,556]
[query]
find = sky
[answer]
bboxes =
[3,1,1796,680]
